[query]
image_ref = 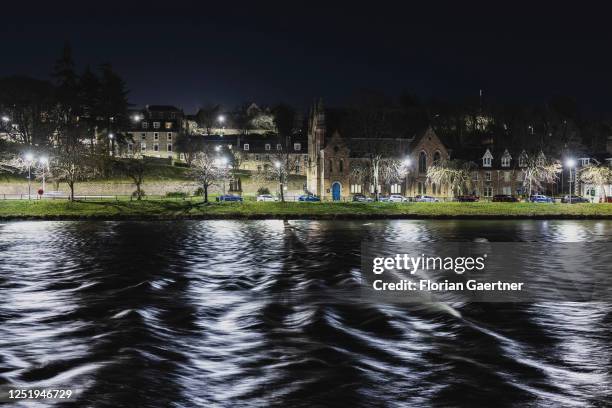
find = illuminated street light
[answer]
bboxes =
[1,116,10,122]
[131,114,142,122]
[218,115,225,124]
[402,158,412,167]
[25,153,34,162]
[274,161,281,168]
[565,158,576,204]
[215,145,221,152]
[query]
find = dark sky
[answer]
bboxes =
[3,1,612,113]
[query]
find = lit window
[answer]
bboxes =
[350,184,362,194]
[265,144,271,151]
[504,171,511,182]
[501,157,510,167]
[483,157,492,167]
[391,184,401,194]
[370,184,382,194]
[244,144,250,151]
[165,122,172,129]
[153,122,160,129]
[294,143,301,151]
[277,144,282,150]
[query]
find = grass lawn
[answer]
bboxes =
[0,200,611,220]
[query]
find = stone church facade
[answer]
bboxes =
[306,101,451,200]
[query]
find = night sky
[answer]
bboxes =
[3,1,612,113]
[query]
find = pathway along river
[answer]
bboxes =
[0,220,611,407]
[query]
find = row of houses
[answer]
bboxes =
[123,103,612,201]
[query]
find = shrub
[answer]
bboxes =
[257,186,271,195]
[194,187,204,196]
[166,191,188,198]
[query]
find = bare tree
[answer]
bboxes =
[189,146,229,203]
[228,148,245,192]
[579,164,612,201]
[258,150,299,202]
[521,155,562,198]
[427,159,476,197]
[48,143,92,201]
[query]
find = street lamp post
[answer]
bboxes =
[565,158,576,204]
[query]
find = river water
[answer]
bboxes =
[0,220,610,407]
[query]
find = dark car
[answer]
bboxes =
[456,195,479,202]
[352,194,373,202]
[604,196,612,203]
[298,194,321,202]
[217,194,243,202]
[492,194,519,202]
[561,195,589,203]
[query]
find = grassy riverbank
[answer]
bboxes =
[0,200,611,220]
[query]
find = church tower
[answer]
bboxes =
[307,99,326,195]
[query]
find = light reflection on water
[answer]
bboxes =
[0,220,611,407]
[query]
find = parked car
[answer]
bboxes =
[604,196,612,203]
[388,194,407,203]
[256,194,277,202]
[456,195,479,202]
[530,194,554,203]
[561,195,589,203]
[298,194,321,202]
[378,195,390,202]
[492,194,519,202]
[217,194,243,202]
[352,194,373,202]
[415,195,440,202]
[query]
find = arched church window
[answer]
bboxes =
[419,151,427,173]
